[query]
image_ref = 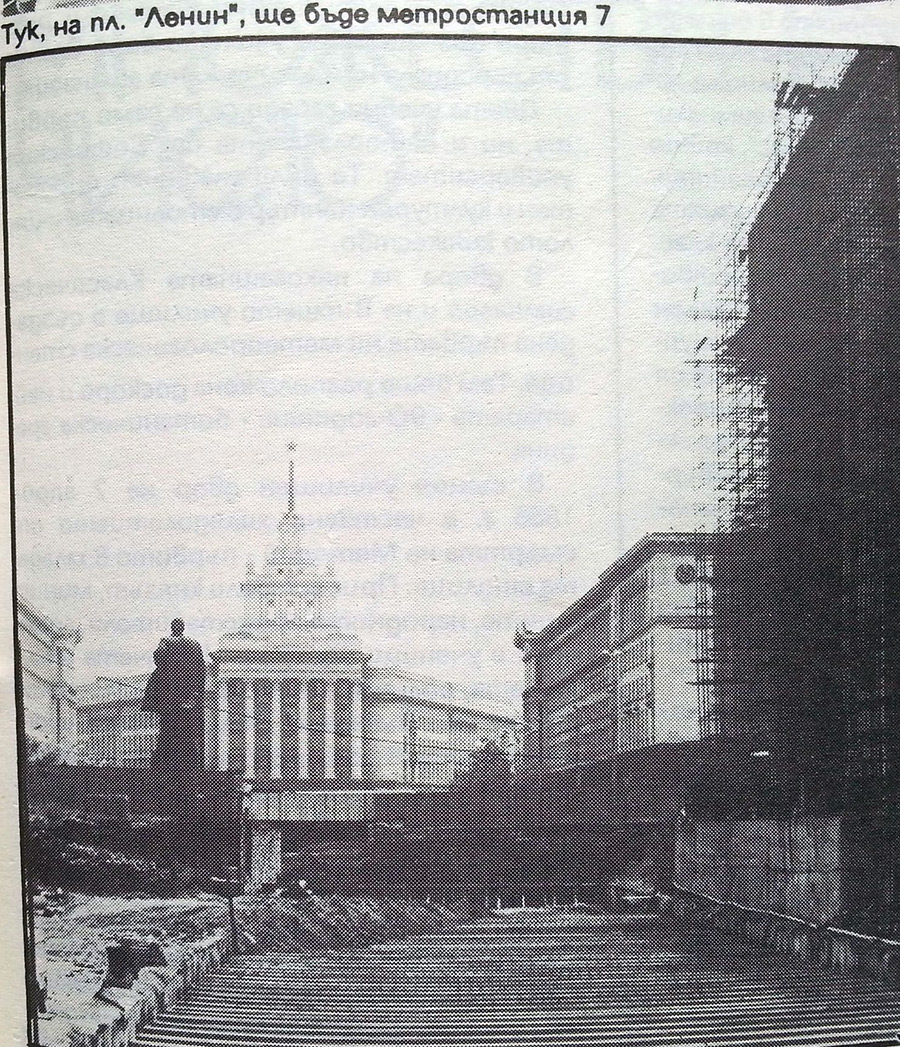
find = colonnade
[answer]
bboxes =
[209,677,363,781]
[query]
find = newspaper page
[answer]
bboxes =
[3,1,900,1044]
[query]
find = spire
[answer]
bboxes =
[278,441,302,552]
[287,441,296,514]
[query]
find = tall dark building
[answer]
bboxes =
[711,50,900,813]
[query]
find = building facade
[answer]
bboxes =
[205,452,366,782]
[708,50,900,812]
[75,661,520,786]
[17,595,81,761]
[65,454,520,781]
[516,533,717,777]
[365,666,520,785]
[73,675,156,767]
[203,449,521,785]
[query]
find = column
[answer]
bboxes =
[351,682,363,780]
[217,679,229,772]
[203,687,217,769]
[271,680,281,779]
[323,681,335,780]
[296,680,308,779]
[244,680,255,778]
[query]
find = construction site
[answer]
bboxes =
[697,47,900,811]
[519,47,900,930]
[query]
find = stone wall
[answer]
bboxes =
[41,931,227,1047]
[660,889,900,984]
[673,815,896,926]
[674,817,848,923]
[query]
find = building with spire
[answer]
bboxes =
[206,443,366,782]
[200,445,520,786]
[70,449,519,783]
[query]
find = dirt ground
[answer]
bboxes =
[36,891,454,1032]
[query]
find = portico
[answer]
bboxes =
[202,445,522,790]
[207,656,366,781]
[206,445,370,783]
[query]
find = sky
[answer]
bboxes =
[6,39,853,708]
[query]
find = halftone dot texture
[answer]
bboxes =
[131,909,900,1046]
[525,47,900,933]
[22,45,900,1047]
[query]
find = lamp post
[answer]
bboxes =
[240,777,253,888]
[212,775,253,954]
[224,865,240,954]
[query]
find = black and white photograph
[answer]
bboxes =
[5,24,900,1047]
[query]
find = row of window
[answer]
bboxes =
[617,673,654,752]
[541,664,654,758]
[251,595,319,622]
[619,635,652,680]
[77,725,158,767]
[535,558,712,692]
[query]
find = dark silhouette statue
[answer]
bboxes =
[143,618,206,784]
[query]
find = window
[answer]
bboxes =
[619,571,649,642]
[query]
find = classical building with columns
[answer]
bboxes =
[204,451,520,786]
[18,594,81,761]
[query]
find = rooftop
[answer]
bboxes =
[522,531,721,652]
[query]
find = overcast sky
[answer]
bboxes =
[6,40,852,708]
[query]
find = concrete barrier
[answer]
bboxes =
[46,930,227,1047]
[661,884,900,985]
[674,817,848,922]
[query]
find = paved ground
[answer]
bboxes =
[136,908,900,1046]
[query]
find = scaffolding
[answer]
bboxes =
[689,272,769,532]
[692,544,716,739]
[692,50,856,536]
[689,50,861,757]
